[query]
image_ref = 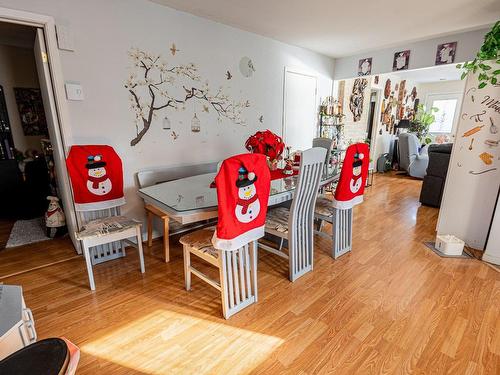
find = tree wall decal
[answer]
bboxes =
[125,48,249,146]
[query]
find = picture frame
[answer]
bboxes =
[392,50,410,71]
[13,87,48,136]
[435,42,457,65]
[358,57,372,76]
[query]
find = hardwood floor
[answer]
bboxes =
[2,173,499,374]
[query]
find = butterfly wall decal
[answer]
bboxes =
[202,105,209,113]
[170,43,179,56]
[171,131,179,140]
[226,71,232,80]
[258,115,264,123]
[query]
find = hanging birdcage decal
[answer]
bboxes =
[162,116,171,130]
[191,113,200,132]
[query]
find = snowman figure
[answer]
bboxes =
[86,155,113,196]
[350,153,364,194]
[45,196,66,238]
[235,166,261,223]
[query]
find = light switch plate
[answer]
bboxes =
[65,82,84,101]
[56,24,75,51]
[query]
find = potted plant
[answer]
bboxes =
[245,130,285,170]
[457,21,500,89]
[408,104,438,144]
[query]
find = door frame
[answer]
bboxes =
[282,66,318,147]
[0,7,80,253]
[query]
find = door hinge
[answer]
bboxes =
[41,52,48,63]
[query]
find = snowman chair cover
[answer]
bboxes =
[212,153,271,251]
[333,143,370,209]
[66,145,126,211]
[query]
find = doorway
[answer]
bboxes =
[0,16,78,279]
[283,68,318,152]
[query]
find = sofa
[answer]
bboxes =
[419,143,453,207]
[397,133,429,179]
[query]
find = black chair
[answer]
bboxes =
[419,143,453,207]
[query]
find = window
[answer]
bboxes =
[426,93,461,134]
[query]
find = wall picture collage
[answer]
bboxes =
[357,41,458,76]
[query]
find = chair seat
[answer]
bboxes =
[179,229,219,259]
[76,216,140,240]
[315,195,334,218]
[265,207,290,235]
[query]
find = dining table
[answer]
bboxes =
[137,166,340,262]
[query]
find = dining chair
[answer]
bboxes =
[259,147,326,281]
[312,137,334,170]
[314,143,369,259]
[180,153,270,319]
[75,205,145,290]
[66,145,145,291]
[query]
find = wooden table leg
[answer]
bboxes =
[147,210,153,247]
[163,216,170,263]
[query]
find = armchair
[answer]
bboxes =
[397,133,429,179]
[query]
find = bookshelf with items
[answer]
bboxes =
[0,85,15,160]
[319,96,347,174]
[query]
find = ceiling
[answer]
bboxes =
[150,0,499,58]
[389,64,463,83]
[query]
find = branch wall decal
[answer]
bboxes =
[125,47,249,146]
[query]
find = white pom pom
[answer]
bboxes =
[94,155,102,162]
[358,153,364,160]
[248,172,256,181]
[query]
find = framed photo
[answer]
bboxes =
[13,88,48,136]
[358,57,372,76]
[392,50,410,71]
[435,42,457,65]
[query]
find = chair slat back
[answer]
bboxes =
[312,137,334,171]
[288,147,326,280]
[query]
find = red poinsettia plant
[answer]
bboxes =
[245,130,285,163]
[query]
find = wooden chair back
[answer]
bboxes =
[288,147,326,280]
[136,161,218,188]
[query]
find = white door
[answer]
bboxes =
[34,28,79,252]
[283,69,317,152]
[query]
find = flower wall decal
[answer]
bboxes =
[125,47,248,146]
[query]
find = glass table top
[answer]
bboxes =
[138,167,339,213]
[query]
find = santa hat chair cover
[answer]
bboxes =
[333,143,370,209]
[66,145,126,211]
[212,153,271,251]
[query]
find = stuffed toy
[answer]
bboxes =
[212,153,271,251]
[66,145,125,211]
[333,143,370,209]
[45,196,67,238]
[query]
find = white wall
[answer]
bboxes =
[0,0,334,223]
[418,80,466,103]
[437,63,500,250]
[333,28,489,80]
[0,44,43,153]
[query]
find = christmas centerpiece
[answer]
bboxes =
[245,130,285,170]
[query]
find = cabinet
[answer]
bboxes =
[0,285,37,360]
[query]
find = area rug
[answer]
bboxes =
[423,241,471,259]
[6,218,51,248]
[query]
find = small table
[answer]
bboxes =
[138,168,340,262]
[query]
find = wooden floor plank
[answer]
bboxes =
[1,173,499,374]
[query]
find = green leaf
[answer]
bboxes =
[479,64,492,70]
[493,69,500,75]
[461,71,468,80]
[478,82,487,89]
[492,77,498,85]
[456,64,462,69]
[478,73,488,81]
